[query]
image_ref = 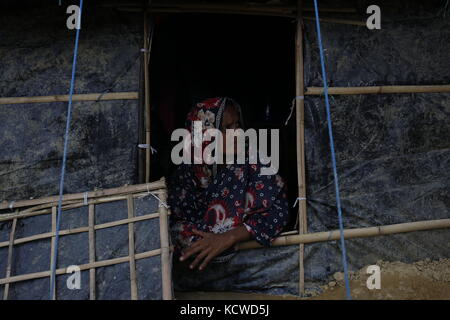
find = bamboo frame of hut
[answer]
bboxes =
[100,1,365,26]
[237,218,450,250]
[305,85,450,95]
[1,5,449,300]
[143,13,152,183]
[295,0,308,296]
[100,2,357,15]
[0,178,173,300]
[1,84,448,107]
[1,85,448,107]
[0,92,138,105]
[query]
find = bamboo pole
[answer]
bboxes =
[127,195,138,300]
[3,217,17,300]
[50,206,57,300]
[305,85,450,95]
[0,92,138,105]
[148,3,357,14]
[303,16,366,26]
[0,212,161,248]
[0,190,167,223]
[295,0,307,296]
[88,204,96,300]
[138,31,146,184]
[13,199,80,216]
[0,248,166,286]
[0,178,166,211]
[104,3,357,16]
[118,7,364,26]
[116,6,364,26]
[144,13,151,183]
[158,190,172,300]
[237,218,450,250]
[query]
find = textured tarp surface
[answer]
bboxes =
[0,4,141,201]
[0,1,449,298]
[173,1,450,296]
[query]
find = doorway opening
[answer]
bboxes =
[149,13,299,230]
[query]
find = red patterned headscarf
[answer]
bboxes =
[184,97,244,188]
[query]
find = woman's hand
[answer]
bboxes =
[180,225,252,271]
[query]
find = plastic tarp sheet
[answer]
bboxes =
[173,2,450,296]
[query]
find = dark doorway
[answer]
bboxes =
[150,13,299,230]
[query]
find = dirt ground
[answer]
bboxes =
[175,258,450,300]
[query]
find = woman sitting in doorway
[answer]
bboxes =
[167,97,290,271]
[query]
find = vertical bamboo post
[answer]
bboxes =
[144,13,151,183]
[138,40,146,184]
[88,204,96,300]
[3,217,17,300]
[158,190,172,300]
[127,195,138,300]
[50,206,57,300]
[295,0,308,296]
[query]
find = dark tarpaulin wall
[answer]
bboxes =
[173,1,450,296]
[0,4,142,202]
[0,0,448,298]
[0,3,159,300]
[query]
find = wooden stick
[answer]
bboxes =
[3,217,17,300]
[0,92,139,105]
[0,178,166,211]
[0,190,168,222]
[144,13,151,183]
[149,3,356,13]
[0,248,166,286]
[303,16,366,26]
[50,206,57,300]
[158,190,172,300]
[0,212,161,248]
[295,0,307,296]
[237,218,450,250]
[88,204,96,300]
[117,7,363,26]
[138,30,146,184]
[105,3,357,16]
[0,193,169,224]
[305,85,450,95]
[127,195,138,300]
[12,199,80,216]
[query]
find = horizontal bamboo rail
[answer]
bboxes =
[237,218,450,250]
[0,92,139,105]
[0,212,161,248]
[0,182,173,299]
[147,3,357,13]
[0,178,165,211]
[2,85,446,106]
[0,248,165,286]
[117,7,364,25]
[101,3,356,15]
[0,191,168,223]
[303,16,365,26]
[305,85,450,95]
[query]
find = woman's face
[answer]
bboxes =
[220,105,242,157]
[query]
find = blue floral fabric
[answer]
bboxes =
[167,97,290,259]
[168,161,290,255]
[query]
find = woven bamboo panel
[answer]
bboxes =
[0,178,172,300]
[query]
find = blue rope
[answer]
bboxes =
[312,0,352,300]
[49,0,84,300]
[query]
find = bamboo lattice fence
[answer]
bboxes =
[0,178,172,300]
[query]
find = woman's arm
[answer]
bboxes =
[180,225,251,270]
[242,171,290,247]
